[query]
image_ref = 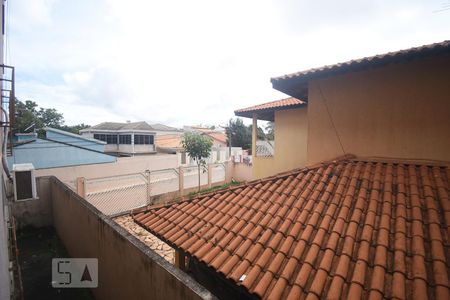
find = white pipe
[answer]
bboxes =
[0,106,12,180]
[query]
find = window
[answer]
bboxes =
[94,134,105,142]
[134,135,154,145]
[119,135,131,144]
[106,135,117,144]
[93,134,117,144]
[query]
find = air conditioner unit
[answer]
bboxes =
[12,163,37,201]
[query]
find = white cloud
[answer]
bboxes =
[9,0,58,31]
[8,0,450,127]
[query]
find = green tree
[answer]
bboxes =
[14,100,42,133]
[57,123,91,134]
[182,132,213,191]
[13,99,90,136]
[248,124,266,140]
[265,121,274,140]
[225,118,267,151]
[225,118,251,150]
[37,107,64,128]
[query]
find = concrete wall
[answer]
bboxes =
[253,107,308,179]
[36,154,179,185]
[48,177,213,300]
[231,163,253,182]
[133,144,156,153]
[306,53,450,164]
[11,177,53,228]
[105,144,119,152]
[106,143,156,154]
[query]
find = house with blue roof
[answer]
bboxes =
[7,127,116,170]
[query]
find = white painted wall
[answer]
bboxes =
[36,154,180,185]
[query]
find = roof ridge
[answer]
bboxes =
[349,156,450,167]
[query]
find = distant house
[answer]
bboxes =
[202,131,228,148]
[155,134,241,165]
[8,127,116,169]
[155,134,184,154]
[183,126,228,148]
[150,123,183,136]
[80,121,156,156]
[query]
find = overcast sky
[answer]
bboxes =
[6,0,450,127]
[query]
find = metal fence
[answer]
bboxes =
[85,173,149,215]
[211,164,226,183]
[149,168,179,196]
[83,163,226,216]
[183,166,208,189]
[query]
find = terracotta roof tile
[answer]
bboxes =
[133,159,450,300]
[235,97,305,114]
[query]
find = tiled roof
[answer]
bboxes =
[133,158,450,300]
[150,123,182,132]
[85,121,155,131]
[271,40,450,83]
[155,135,183,149]
[203,132,227,144]
[235,97,305,114]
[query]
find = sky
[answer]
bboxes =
[5,0,450,127]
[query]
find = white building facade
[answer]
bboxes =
[80,122,156,156]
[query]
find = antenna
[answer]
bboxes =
[24,123,35,132]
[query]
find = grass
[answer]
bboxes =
[187,180,242,199]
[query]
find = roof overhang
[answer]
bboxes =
[234,98,306,121]
[235,106,303,121]
[271,40,450,99]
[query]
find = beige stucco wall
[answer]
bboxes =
[253,107,308,179]
[307,54,450,164]
[231,163,253,182]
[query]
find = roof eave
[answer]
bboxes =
[271,40,450,98]
[234,103,306,121]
